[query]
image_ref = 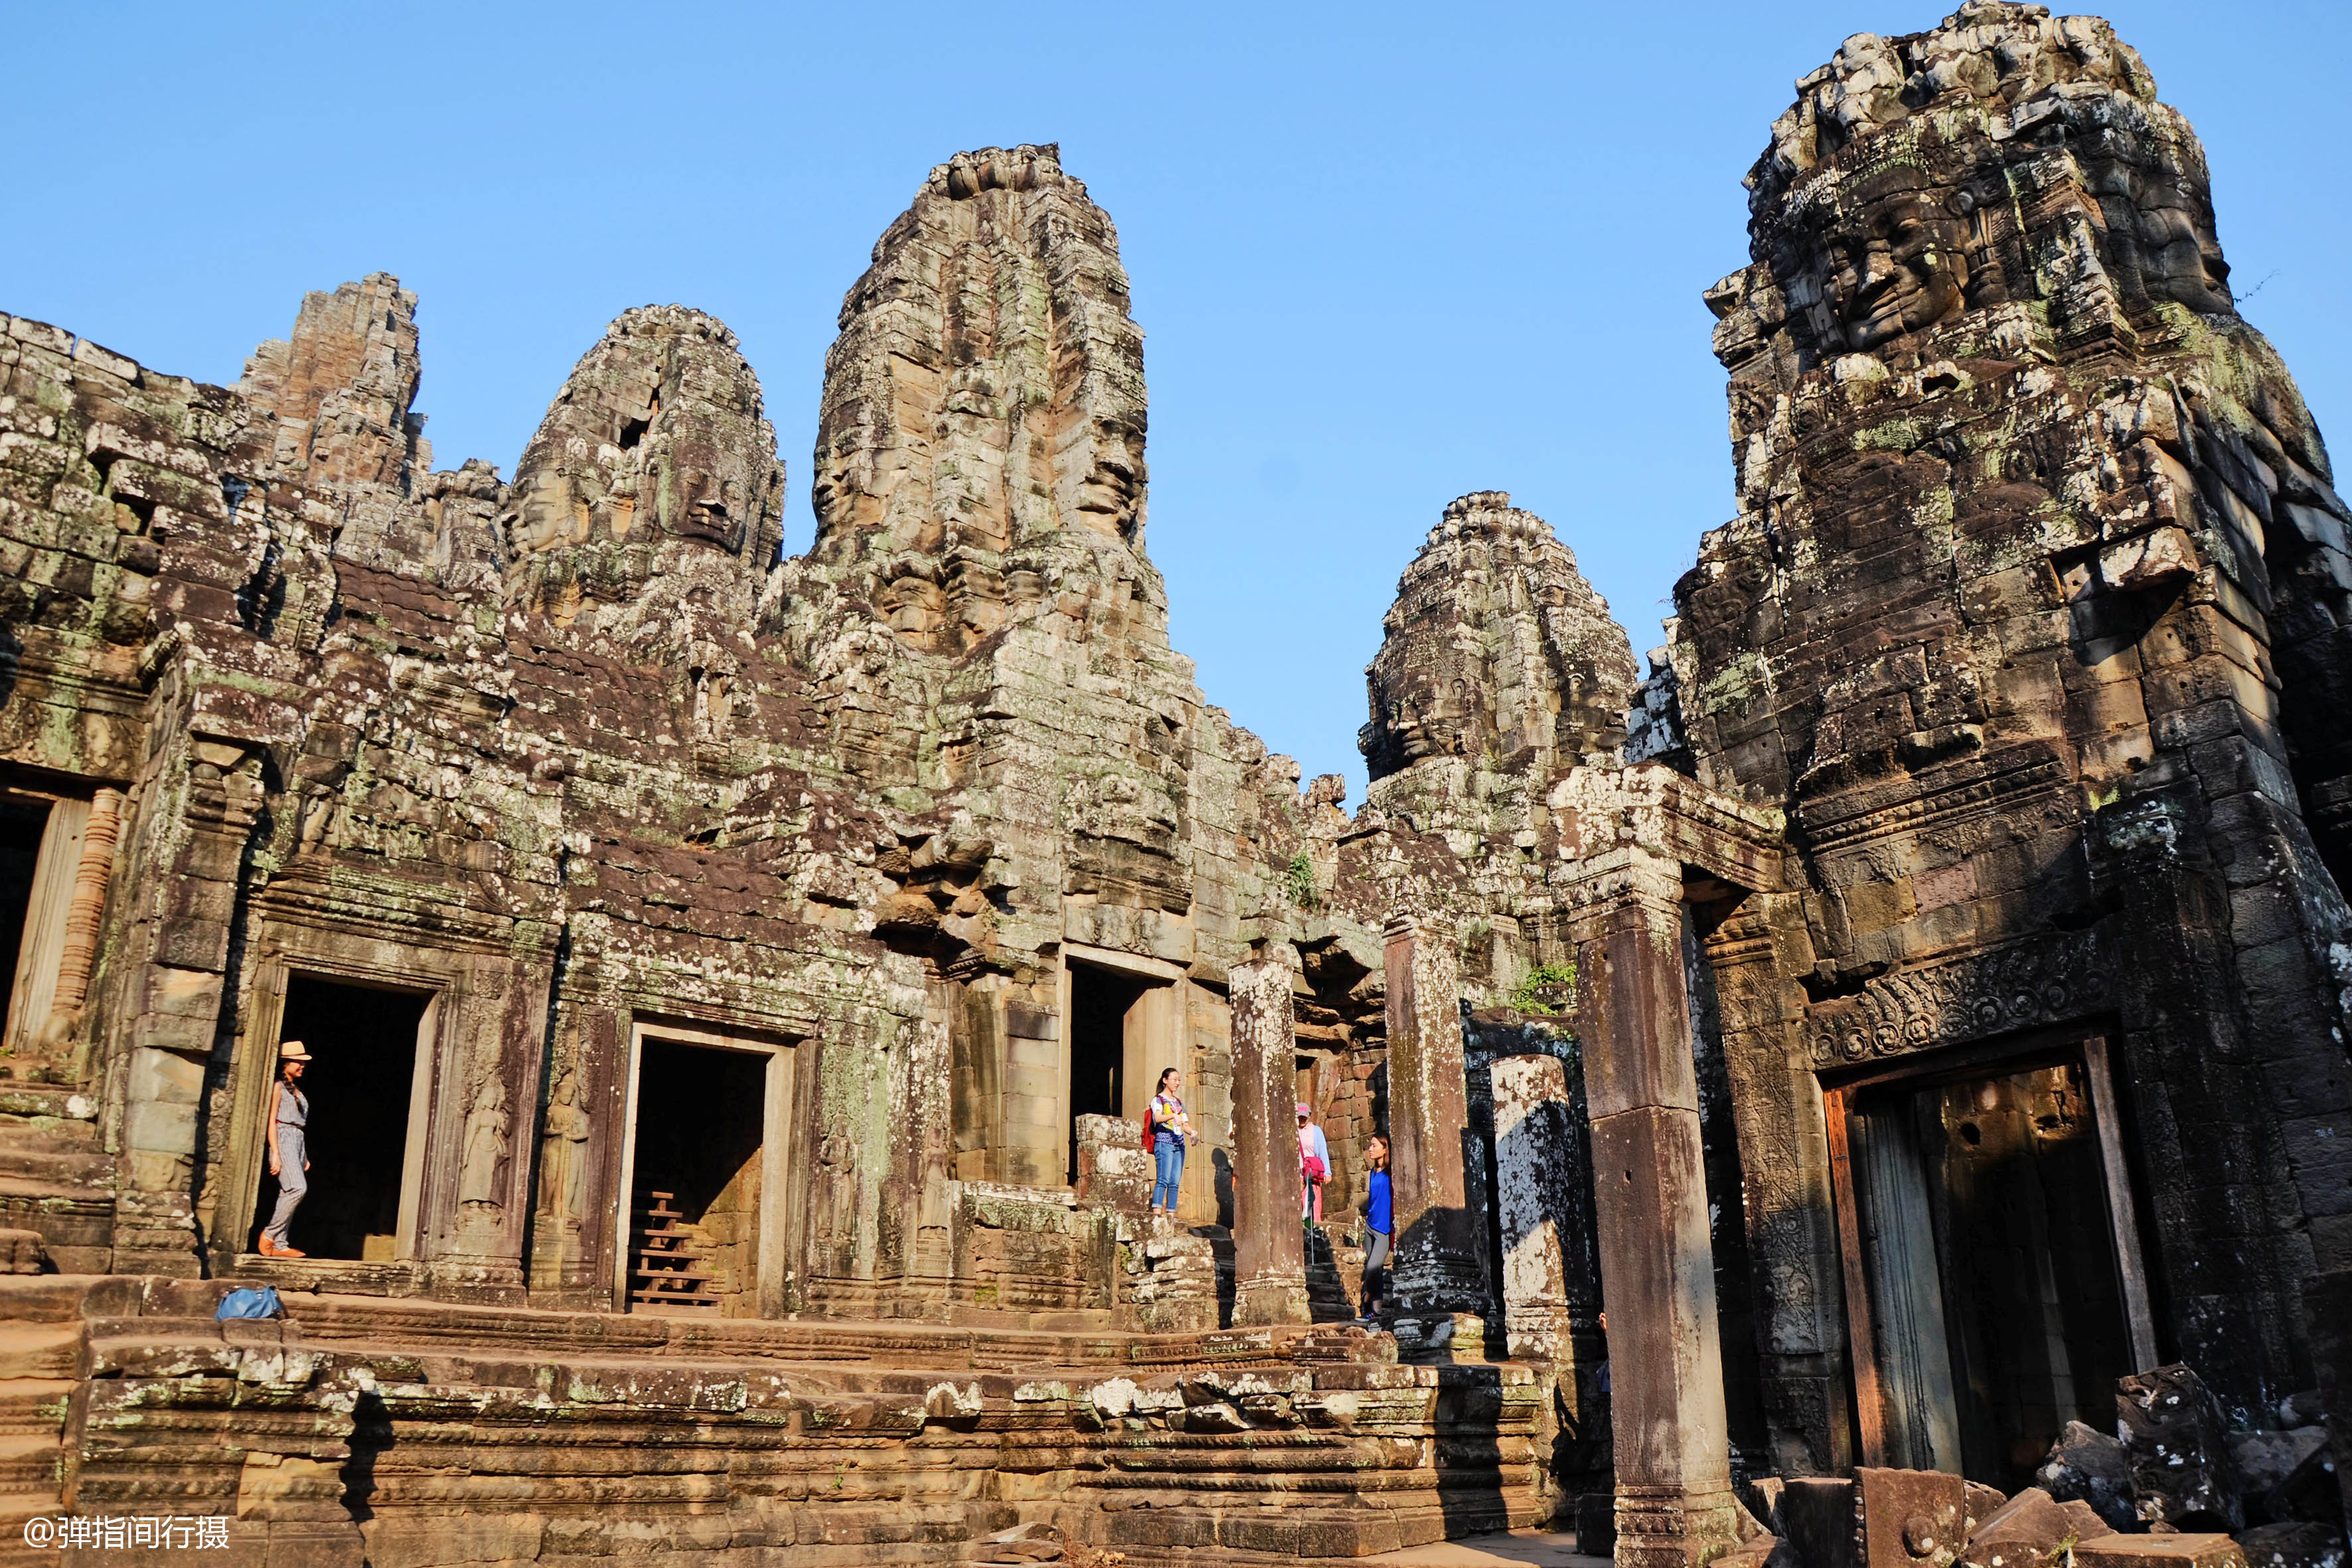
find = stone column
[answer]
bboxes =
[1383,915,1489,1342]
[1574,842,1738,1568]
[1703,900,1854,1478]
[1229,956,1308,1326]
[1492,1053,1576,1364]
[42,787,123,1049]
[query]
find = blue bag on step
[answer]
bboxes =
[216,1287,285,1320]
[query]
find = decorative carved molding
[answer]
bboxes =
[1803,933,2106,1065]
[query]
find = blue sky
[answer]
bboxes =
[5,3,2344,800]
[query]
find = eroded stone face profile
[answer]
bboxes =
[0,7,2347,1562]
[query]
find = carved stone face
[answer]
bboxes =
[1822,176,1969,351]
[502,307,781,629]
[509,467,584,557]
[2136,193,2233,315]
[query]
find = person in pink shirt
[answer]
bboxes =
[1297,1103,1329,1225]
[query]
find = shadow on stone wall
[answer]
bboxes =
[1435,1368,1516,1540]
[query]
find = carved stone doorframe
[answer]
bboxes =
[1820,1028,2160,1468]
[215,956,445,1276]
[1054,940,1187,1197]
[611,1018,799,1317]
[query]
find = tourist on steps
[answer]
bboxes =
[1145,1067,1195,1215]
[1358,1133,1391,1324]
[260,1040,313,1258]
[1297,1103,1329,1225]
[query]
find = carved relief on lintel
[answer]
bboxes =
[1802,932,2107,1067]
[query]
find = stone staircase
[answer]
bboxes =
[1305,1225,1362,1323]
[0,1273,1548,1559]
[0,1287,80,1526]
[0,1083,114,1274]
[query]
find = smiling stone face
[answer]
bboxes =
[502,305,784,644]
[1721,5,2252,376]
[1820,171,1968,351]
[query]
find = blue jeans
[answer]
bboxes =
[1152,1131,1184,1210]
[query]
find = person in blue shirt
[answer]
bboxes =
[1358,1133,1391,1323]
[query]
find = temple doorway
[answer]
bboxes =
[0,798,47,1046]
[1294,1049,1338,1118]
[1831,1039,2154,1490]
[617,1026,791,1316]
[0,787,106,1065]
[1065,961,1152,1182]
[250,975,431,1261]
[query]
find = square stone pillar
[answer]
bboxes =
[1229,956,1308,1326]
[1573,842,1739,1568]
[1492,1053,1576,1364]
[1383,915,1489,1330]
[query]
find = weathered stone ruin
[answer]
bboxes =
[0,5,2347,1565]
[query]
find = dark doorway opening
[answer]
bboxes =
[629,1038,765,1312]
[1848,1056,2133,1489]
[0,799,48,1032]
[252,975,429,1261]
[1067,962,1150,1182]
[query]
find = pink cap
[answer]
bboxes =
[1295,1103,1310,1116]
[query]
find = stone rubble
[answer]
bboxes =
[2123,1364,2248,1533]
[2036,1420,2139,1533]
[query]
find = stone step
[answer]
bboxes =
[0,1121,100,1156]
[0,1433,62,1493]
[0,1380,72,1437]
[0,1322,80,1380]
[0,1085,100,1125]
[0,1144,112,1187]
[0,1278,100,1325]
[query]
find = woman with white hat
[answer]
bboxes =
[260,1040,313,1258]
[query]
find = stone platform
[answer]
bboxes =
[0,1276,1543,1564]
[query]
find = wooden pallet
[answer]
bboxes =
[630,1191,719,1311]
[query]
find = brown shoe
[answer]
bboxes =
[258,1237,306,1259]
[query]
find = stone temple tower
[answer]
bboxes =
[1675,0,2352,1475]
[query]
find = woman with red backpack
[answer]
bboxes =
[1297,1103,1330,1226]
[1145,1067,1196,1215]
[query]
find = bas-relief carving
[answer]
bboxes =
[457,1070,510,1210]
[538,1067,592,1228]
[1801,931,2108,1065]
